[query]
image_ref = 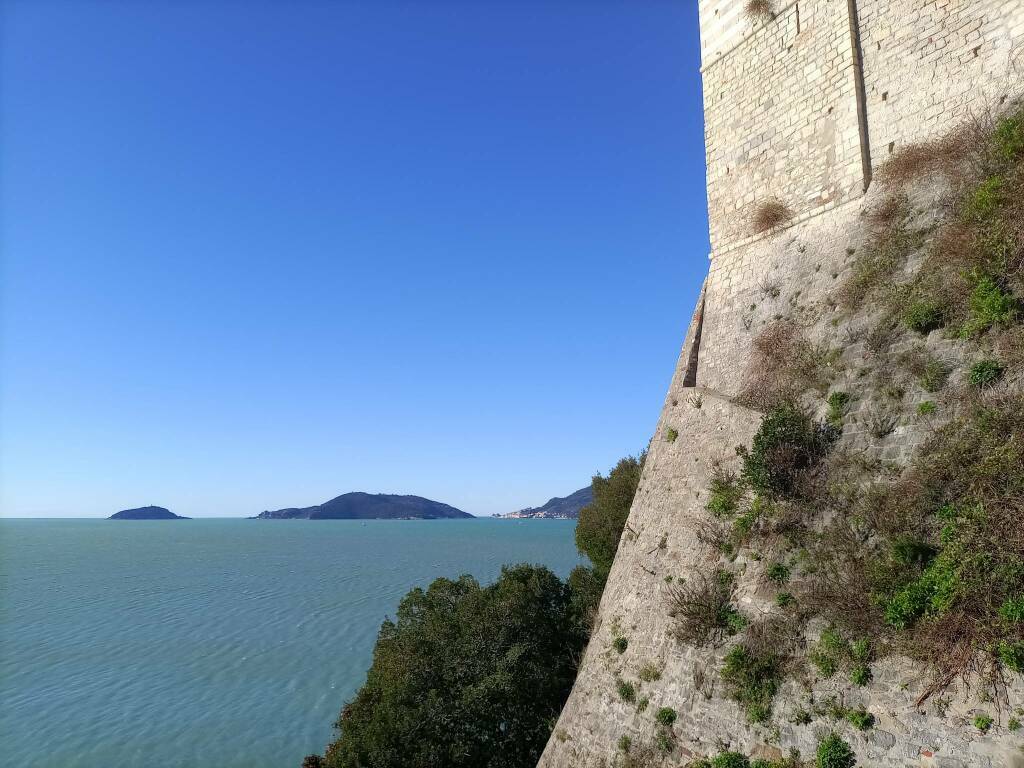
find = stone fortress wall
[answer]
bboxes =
[538,2,1024,767]
[699,0,1024,392]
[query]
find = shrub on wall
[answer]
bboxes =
[738,404,838,498]
[751,198,794,234]
[743,0,775,24]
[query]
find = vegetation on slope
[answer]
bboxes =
[302,453,644,768]
[321,565,584,768]
[670,102,1024,760]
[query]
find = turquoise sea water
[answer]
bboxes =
[0,518,582,768]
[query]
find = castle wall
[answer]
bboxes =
[696,0,1024,396]
[700,0,1024,259]
[701,0,866,254]
[537,3,1024,767]
[858,0,1024,165]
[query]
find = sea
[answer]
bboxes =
[0,518,582,768]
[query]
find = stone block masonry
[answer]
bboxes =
[702,0,865,253]
[859,0,1024,167]
[699,0,1023,257]
[536,2,1024,766]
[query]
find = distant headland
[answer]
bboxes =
[253,492,473,520]
[494,486,592,519]
[109,506,189,520]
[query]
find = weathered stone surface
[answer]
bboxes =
[537,4,1024,766]
[698,0,1024,254]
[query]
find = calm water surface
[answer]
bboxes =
[0,518,581,768]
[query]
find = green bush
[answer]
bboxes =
[816,733,856,768]
[711,753,750,768]
[968,359,1004,388]
[810,650,837,678]
[902,299,945,334]
[917,400,937,416]
[666,427,679,443]
[820,628,848,655]
[575,452,645,580]
[850,664,871,686]
[566,564,604,634]
[883,548,963,629]
[974,713,994,733]
[826,391,851,426]
[999,596,1024,623]
[775,592,795,608]
[851,638,871,662]
[998,641,1024,673]
[612,636,628,654]
[321,565,585,768]
[656,730,673,752]
[965,176,1004,221]
[741,404,839,498]
[845,707,875,731]
[721,644,780,723]
[891,535,936,566]
[707,471,745,517]
[617,735,632,752]
[766,562,791,584]
[994,110,1024,163]
[655,706,677,726]
[961,276,1017,337]
[617,679,636,703]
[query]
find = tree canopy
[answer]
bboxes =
[323,564,585,768]
[312,452,646,768]
[574,452,646,578]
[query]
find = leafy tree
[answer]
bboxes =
[569,452,645,627]
[321,565,585,768]
[575,452,646,578]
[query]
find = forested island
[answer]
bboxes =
[109,506,188,520]
[254,492,472,520]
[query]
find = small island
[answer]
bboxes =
[109,506,189,520]
[254,492,472,520]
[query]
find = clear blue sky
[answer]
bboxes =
[0,0,709,518]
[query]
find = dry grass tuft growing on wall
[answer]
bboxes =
[862,194,908,232]
[734,320,836,410]
[835,200,917,311]
[877,107,1019,188]
[744,0,775,23]
[751,198,794,234]
[877,120,983,186]
[668,572,744,646]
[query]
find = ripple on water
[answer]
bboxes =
[0,518,582,768]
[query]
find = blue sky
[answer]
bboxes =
[0,0,709,518]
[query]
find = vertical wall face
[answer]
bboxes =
[701,0,1024,261]
[695,0,1024,396]
[701,0,867,255]
[698,0,755,65]
[859,0,1024,164]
